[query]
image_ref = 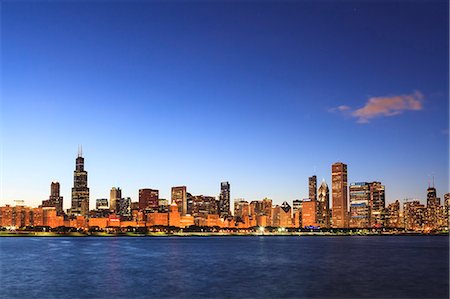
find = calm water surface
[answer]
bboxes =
[0,236,448,298]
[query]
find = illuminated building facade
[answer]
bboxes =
[332,162,348,228]
[219,182,231,218]
[317,180,330,228]
[42,181,64,215]
[349,182,370,228]
[386,200,400,228]
[369,181,385,227]
[70,149,90,217]
[302,199,317,227]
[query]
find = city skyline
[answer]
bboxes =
[0,148,447,213]
[2,1,449,208]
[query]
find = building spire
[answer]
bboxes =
[78,145,83,158]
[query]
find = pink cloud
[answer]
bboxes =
[352,91,423,123]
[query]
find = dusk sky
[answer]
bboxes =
[1,1,448,210]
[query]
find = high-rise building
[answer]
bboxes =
[425,186,441,230]
[386,200,400,228]
[110,187,122,211]
[42,181,64,215]
[309,175,317,201]
[332,162,348,228]
[302,198,317,227]
[171,186,187,215]
[369,182,385,227]
[96,198,109,210]
[349,182,371,228]
[139,189,159,211]
[219,182,230,218]
[70,148,90,217]
[403,200,426,231]
[117,197,132,218]
[234,199,249,219]
[444,193,450,228]
[317,180,330,228]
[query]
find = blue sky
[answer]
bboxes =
[1,1,448,210]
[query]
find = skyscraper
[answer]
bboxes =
[70,148,89,217]
[317,180,330,228]
[309,175,317,201]
[110,187,122,211]
[42,181,63,215]
[332,162,348,228]
[349,182,370,228]
[219,181,230,218]
[171,186,187,215]
[369,181,385,227]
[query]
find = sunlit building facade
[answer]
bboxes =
[332,162,348,228]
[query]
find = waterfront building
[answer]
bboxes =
[444,193,450,228]
[403,200,426,231]
[425,186,441,230]
[234,199,249,220]
[171,186,187,215]
[309,175,317,201]
[292,199,302,228]
[158,199,169,213]
[139,189,159,211]
[369,182,386,227]
[42,181,64,215]
[317,180,330,228]
[302,198,317,227]
[332,162,348,228]
[262,198,272,221]
[110,187,122,211]
[117,197,132,218]
[96,198,109,210]
[219,182,231,218]
[386,200,401,228]
[349,182,371,228]
[169,202,181,227]
[190,195,218,219]
[250,200,262,216]
[70,148,90,217]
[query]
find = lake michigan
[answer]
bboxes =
[0,236,448,298]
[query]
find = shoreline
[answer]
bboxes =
[0,231,448,237]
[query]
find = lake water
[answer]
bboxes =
[0,236,448,298]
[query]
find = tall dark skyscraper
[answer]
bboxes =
[219,181,230,218]
[369,181,385,227]
[332,162,348,228]
[71,147,90,217]
[308,175,317,201]
[110,187,122,211]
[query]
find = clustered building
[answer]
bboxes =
[0,154,448,233]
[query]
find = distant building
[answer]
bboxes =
[386,200,401,228]
[117,197,132,218]
[158,199,169,213]
[425,186,441,230]
[317,180,330,228]
[309,175,317,201]
[171,186,187,215]
[369,182,385,227]
[70,148,90,217]
[302,199,317,227]
[234,199,249,220]
[219,182,231,218]
[139,189,159,211]
[110,187,122,211]
[96,198,109,210]
[42,181,64,215]
[332,162,348,228]
[349,182,370,228]
[444,193,450,228]
[403,200,426,231]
